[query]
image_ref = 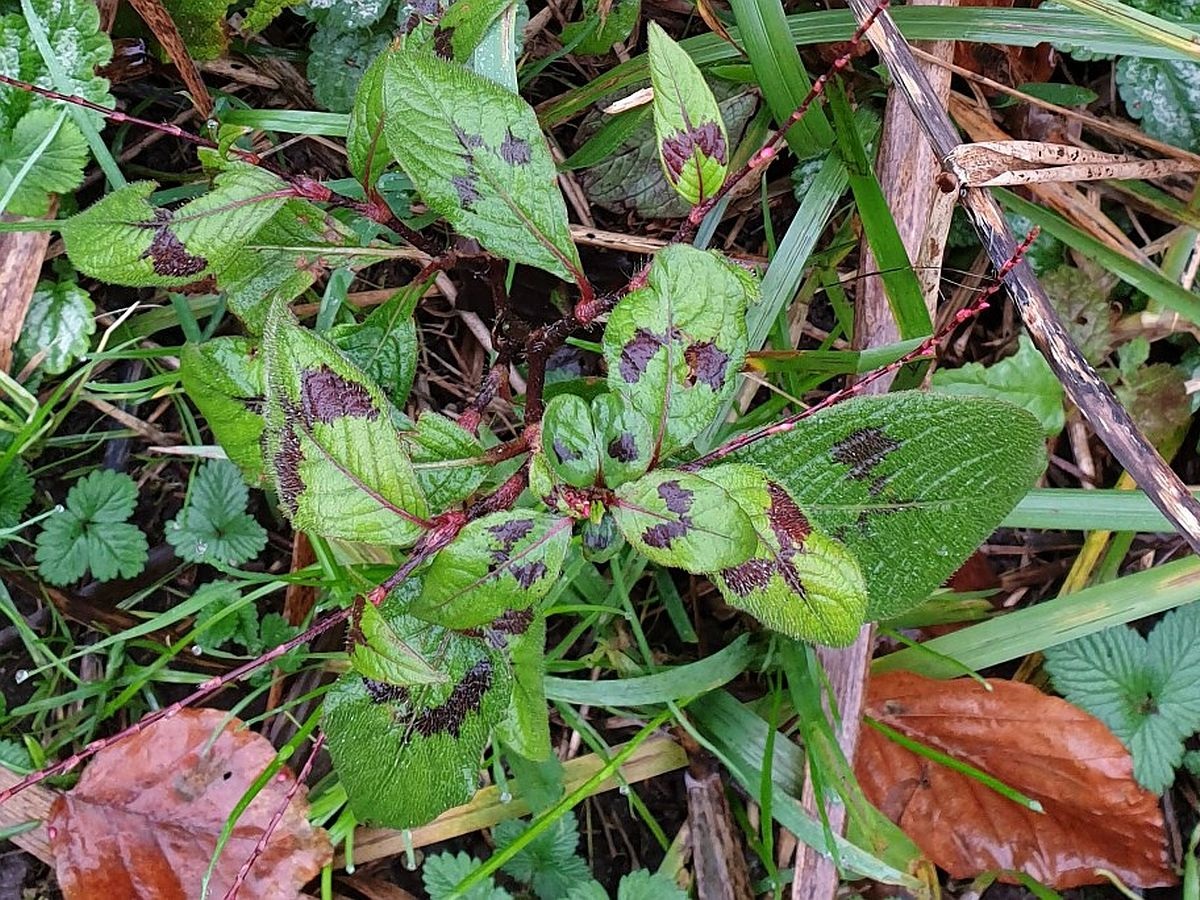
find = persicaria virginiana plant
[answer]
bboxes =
[1,1,1047,830]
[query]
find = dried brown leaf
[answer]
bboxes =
[856,671,1174,889]
[48,708,331,899]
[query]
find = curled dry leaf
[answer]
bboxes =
[856,671,1174,889]
[48,708,332,899]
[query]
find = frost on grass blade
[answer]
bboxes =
[711,467,867,646]
[381,50,582,282]
[413,511,573,628]
[262,303,429,547]
[61,164,289,288]
[647,21,728,205]
[325,609,512,829]
[612,466,757,574]
[602,246,751,460]
[734,392,1046,620]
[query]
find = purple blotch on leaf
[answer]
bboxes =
[830,427,901,480]
[684,341,730,390]
[362,677,408,705]
[433,25,454,58]
[552,438,581,463]
[139,209,207,278]
[719,482,813,601]
[618,329,665,383]
[642,517,691,549]
[453,126,485,150]
[657,479,693,515]
[661,122,727,177]
[452,170,481,209]
[274,409,305,515]
[607,432,639,462]
[500,129,532,166]
[510,561,548,589]
[488,518,535,552]
[411,658,492,737]
[720,558,775,597]
[300,365,378,424]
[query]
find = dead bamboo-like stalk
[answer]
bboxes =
[846,0,1200,556]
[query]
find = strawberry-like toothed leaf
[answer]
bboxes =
[647,21,728,206]
[612,466,757,574]
[412,511,573,628]
[602,245,750,460]
[262,303,429,547]
[711,466,867,646]
[381,50,582,283]
[541,394,600,488]
[324,613,512,829]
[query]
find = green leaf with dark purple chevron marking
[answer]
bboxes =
[602,246,751,460]
[262,302,429,547]
[413,511,573,628]
[541,394,600,488]
[488,610,551,761]
[61,164,289,288]
[590,393,655,487]
[381,50,582,283]
[612,466,757,574]
[399,411,489,510]
[180,337,266,485]
[710,466,866,646]
[325,603,512,829]
[732,392,1046,620]
[647,21,728,206]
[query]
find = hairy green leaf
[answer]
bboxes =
[218,198,360,335]
[613,465,757,573]
[647,21,728,205]
[351,600,448,687]
[62,165,289,288]
[931,334,1065,437]
[0,461,33,548]
[492,612,550,761]
[382,49,582,282]
[603,245,751,459]
[424,852,513,900]
[414,511,572,627]
[735,392,1046,620]
[332,282,422,408]
[180,337,267,485]
[495,814,591,899]
[347,50,391,189]
[400,411,489,509]
[324,609,512,828]
[162,0,231,59]
[262,304,429,546]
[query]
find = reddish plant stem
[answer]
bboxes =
[223,731,327,900]
[458,363,507,435]
[685,227,1039,470]
[467,465,530,519]
[0,607,352,806]
[672,0,891,247]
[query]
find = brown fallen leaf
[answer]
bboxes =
[856,671,1174,889]
[48,708,332,899]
